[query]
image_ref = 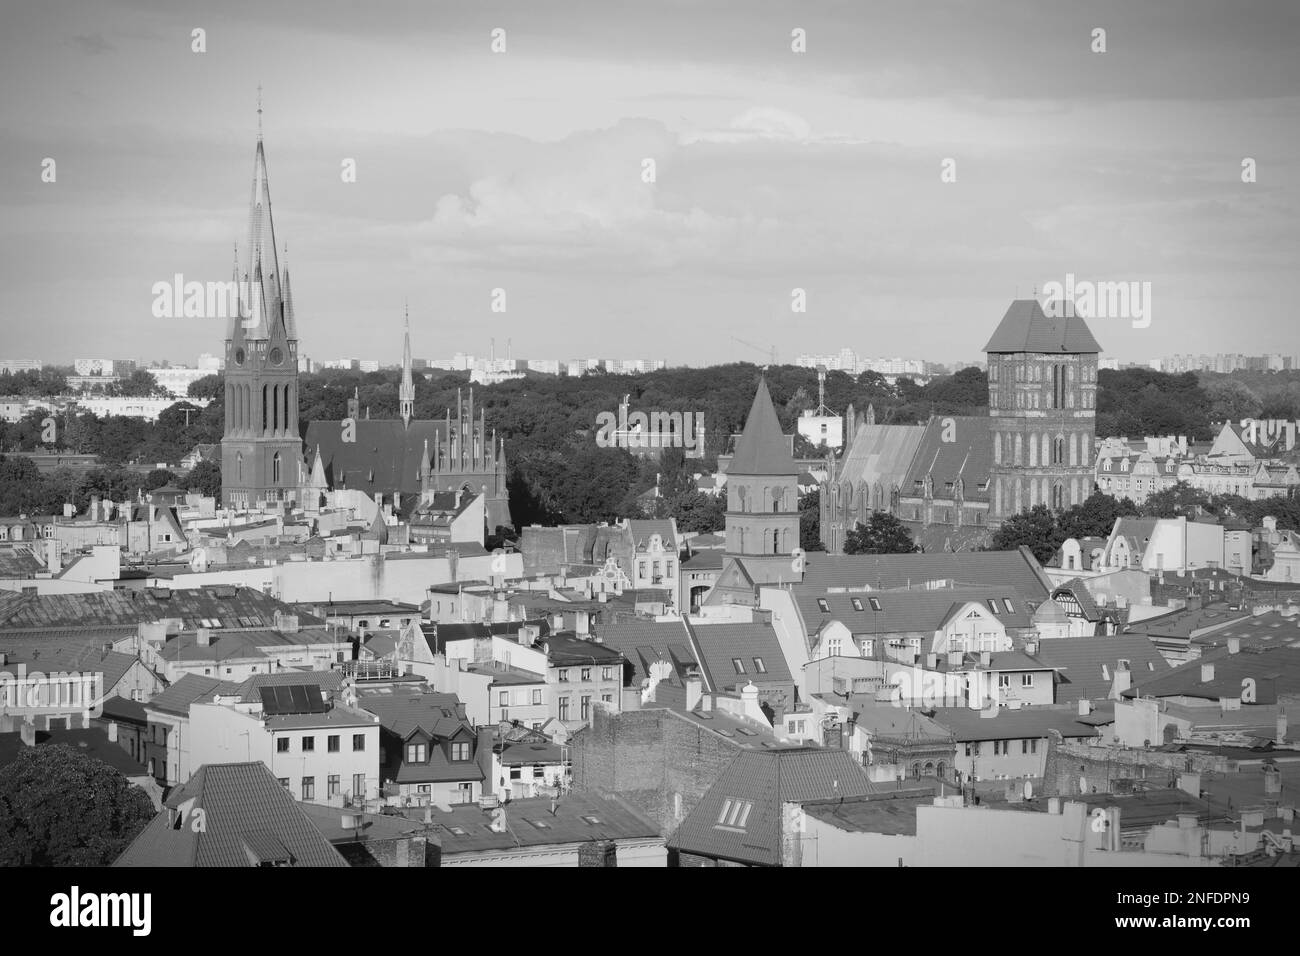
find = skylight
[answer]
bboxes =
[715,798,753,830]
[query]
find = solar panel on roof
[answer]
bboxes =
[288,685,311,713]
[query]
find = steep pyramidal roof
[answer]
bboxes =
[983,299,1102,354]
[729,378,797,476]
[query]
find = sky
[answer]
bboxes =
[1,0,1298,367]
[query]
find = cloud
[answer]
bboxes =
[71,33,114,55]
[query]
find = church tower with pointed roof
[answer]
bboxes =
[985,298,1101,520]
[221,107,302,509]
[724,378,800,564]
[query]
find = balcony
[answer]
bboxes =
[336,659,399,681]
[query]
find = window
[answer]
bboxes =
[301,776,315,800]
[602,694,612,704]
[417,784,431,795]
[987,599,1000,613]
[457,782,473,803]
[327,775,340,797]
[276,738,290,753]
[532,689,542,705]
[602,667,613,681]
[581,668,591,681]
[1002,598,1014,613]
[278,777,290,791]
[998,674,1011,688]
[407,743,426,763]
[558,669,569,683]
[581,696,591,721]
[451,742,470,761]
[499,691,508,707]
[868,597,882,612]
[715,798,753,829]
[352,774,364,798]
[816,599,829,612]
[732,657,746,675]
[352,734,365,751]
[327,735,339,753]
[301,736,315,752]
[1022,674,1034,687]
[753,657,767,674]
[825,637,843,657]
[851,598,864,611]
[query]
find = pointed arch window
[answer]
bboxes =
[273,452,282,484]
[237,453,243,482]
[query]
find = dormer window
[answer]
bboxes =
[407,743,426,763]
[451,741,470,761]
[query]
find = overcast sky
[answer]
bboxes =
[2,0,1297,367]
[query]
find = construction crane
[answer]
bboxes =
[731,336,778,367]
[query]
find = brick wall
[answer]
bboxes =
[571,706,742,837]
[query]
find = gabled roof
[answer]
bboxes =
[114,763,347,867]
[595,619,698,685]
[798,548,1053,603]
[982,299,1102,354]
[929,706,1100,742]
[357,691,468,740]
[147,674,239,716]
[1032,635,1169,703]
[0,586,324,630]
[728,378,797,476]
[303,419,446,496]
[900,416,992,504]
[1124,644,1300,702]
[794,586,1034,640]
[686,621,793,689]
[832,422,926,496]
[667,748,875,866]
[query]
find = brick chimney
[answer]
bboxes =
[196,628,211,647]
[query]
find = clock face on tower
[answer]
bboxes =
[234,348,245,366]
[269,347,283,366]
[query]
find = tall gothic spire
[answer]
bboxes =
[399,304,414,426]
[243,91,281,337]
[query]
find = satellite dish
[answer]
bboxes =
[1023,780,1033,800]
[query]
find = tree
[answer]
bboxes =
[798,488,823,552]
[0,745,155,866]
[188,373,224,402]
[843,511,917,555]
[668,490,726,534]
[1205,379,1262,425]
[990,504,1063,564]
[186,459,222,498]
[1140,481,1210,519]
[144,468,177,490]
[1057,492,1139,541]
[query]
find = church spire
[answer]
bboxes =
[399,304,414,426]
[244,90,280,334]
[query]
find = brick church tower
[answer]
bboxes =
[724,378,801,570]
[985,299,1102,521]
[221,117,301,508]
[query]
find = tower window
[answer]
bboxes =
[273,452,281,483]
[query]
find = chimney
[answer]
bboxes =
[926,653,939,670]
[20,720,36,747]
[1111,669,1131,698]
[1278,709,1289,746]
[107,722,118,743]
[685,676,703,712]
[947,651,962,667]
[1200,663,1215,683]
[1025,641,1038,656]
[63,502,74,518]
[196,628,211,647]
[1078,699,1093,716]
[1227,637,1240,654]
[980,650,992,668]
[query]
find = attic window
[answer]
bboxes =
[731,658,746,675]
[987,600,1000,614]
[817,599,829,613]
[715,798,753,830]
[447,825,467,836]
[581,815,601,825]
[527,819,551,830]
[868,597,882,612]
[850,598,863,612]
[753,657,767,674]
[1002,599,1014,614]
[1101,664,1110,681]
